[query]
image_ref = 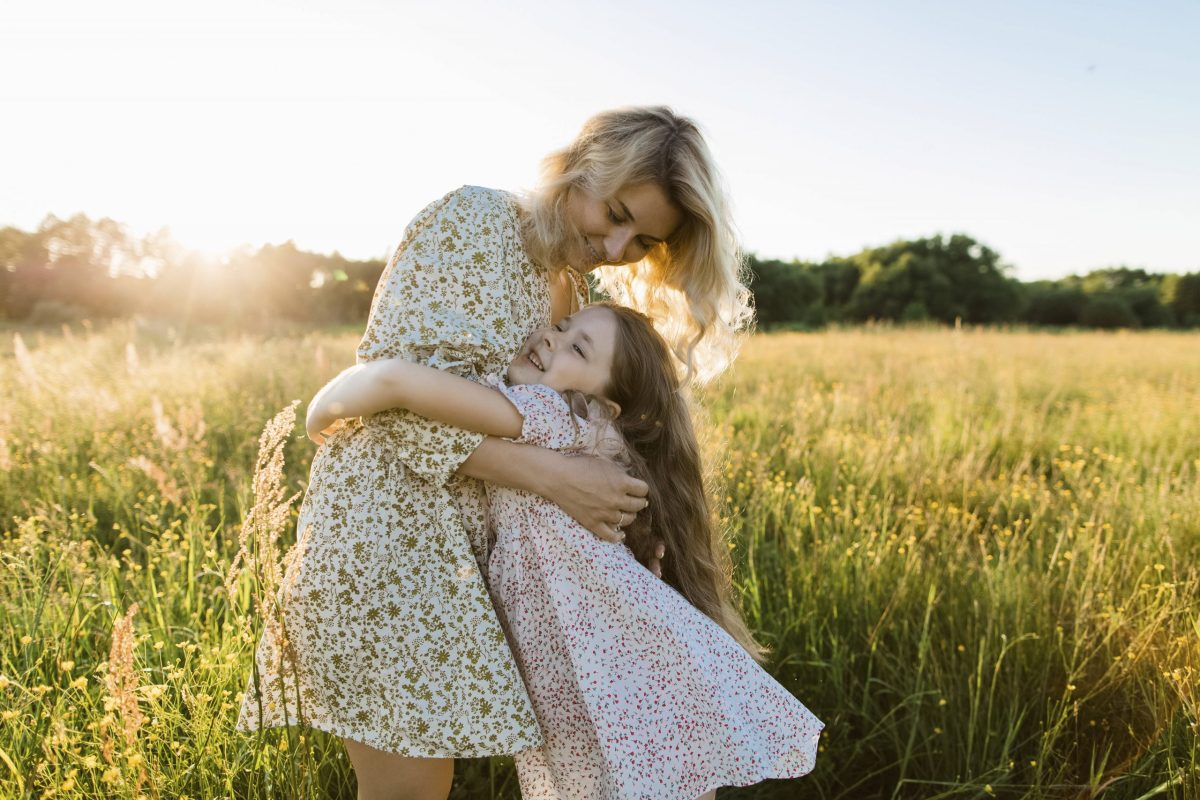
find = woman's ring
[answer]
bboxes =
[617,511,627,528]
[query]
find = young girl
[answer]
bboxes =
[307,302,823,800]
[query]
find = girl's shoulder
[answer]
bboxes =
[482,376,630,462]
[482,376,580,451]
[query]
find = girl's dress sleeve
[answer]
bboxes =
[356,186,520,485]
[487,379,585,452]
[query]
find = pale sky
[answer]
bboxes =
[2,0,1197,280]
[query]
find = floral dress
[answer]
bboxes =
[484,378,824,800]
[237,186,586,756]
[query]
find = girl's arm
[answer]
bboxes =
[306,359,522,444]
[307,360,663,573]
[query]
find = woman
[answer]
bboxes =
[237,106,755,800]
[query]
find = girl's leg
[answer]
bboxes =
[697,791,716,800]
[342,738,454,800]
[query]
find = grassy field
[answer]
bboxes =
[1,321,1197,799]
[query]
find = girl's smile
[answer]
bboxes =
[508,306,619,400]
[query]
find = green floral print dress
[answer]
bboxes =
[237,185,586,756]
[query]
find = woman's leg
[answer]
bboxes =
[343,738,454,800]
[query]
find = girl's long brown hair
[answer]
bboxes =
[596,302,765,662]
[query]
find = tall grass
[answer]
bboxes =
[1,321,1196,799]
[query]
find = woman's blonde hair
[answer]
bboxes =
[577,302,765,662]
[521,106,754,385]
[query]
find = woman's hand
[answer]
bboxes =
[544,454,649,544]
[457,440,665,576]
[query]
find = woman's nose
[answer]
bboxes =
[604,229,634,263]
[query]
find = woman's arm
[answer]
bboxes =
[459,438,663,576]
[351,187,519,485]
[307,359,522,444]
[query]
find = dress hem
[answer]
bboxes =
[236,716,544,760]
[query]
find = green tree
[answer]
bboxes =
[747,256,822,326]
[844,235,1020,324]
[1079,294,1139,329]
[1021,284,1087,326]
[1164,272,1200,326]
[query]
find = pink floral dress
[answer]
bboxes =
[484,378,824,800]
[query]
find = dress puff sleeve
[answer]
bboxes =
[483,377,586,452]
[356,186,522,484]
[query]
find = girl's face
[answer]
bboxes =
[508,306,619,400]
[564,182,683,272]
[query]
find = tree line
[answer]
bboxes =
[749,235,1200,330]
[2,213,1198,330]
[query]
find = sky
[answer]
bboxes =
[1,0,1197,281]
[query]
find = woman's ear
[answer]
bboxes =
[602,398,622,418]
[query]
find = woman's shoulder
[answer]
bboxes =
[397,185,523,261]
[433,185,520,226]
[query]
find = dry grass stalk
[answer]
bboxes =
[13,332,40,391]
[150,396,186,451]
[227,402,303,681]
[104,603,144,750]
[125,341,140,374]
[127,455,183,505]
[101,602,149,794]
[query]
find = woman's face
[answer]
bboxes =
[564,182,683,272]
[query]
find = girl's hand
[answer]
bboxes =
[546,454,650,548]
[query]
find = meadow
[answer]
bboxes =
[1,321,1197,799]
